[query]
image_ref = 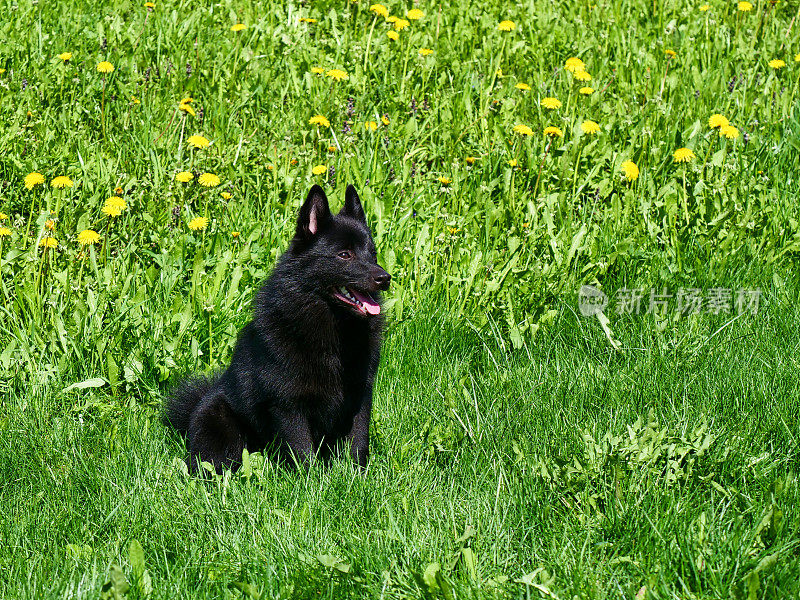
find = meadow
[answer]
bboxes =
[0,0,799,597]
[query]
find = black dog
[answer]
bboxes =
[164,185,390,473]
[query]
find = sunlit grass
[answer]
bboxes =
[0,0,799,597]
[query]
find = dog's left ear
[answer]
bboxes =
[340,184,366,223]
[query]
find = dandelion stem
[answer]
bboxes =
[363,16,378,74]
[101,75,107,140]
[208,310,213,366]
[682,165,689,225]
[572,145,583,198]
[533,138,552,200]
[399,35,412,98]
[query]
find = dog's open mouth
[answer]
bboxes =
[331,286,381,315]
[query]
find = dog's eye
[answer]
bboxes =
[337,250,354,260]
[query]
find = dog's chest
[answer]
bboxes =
[307,322,374,434]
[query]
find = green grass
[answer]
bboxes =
[2,297,799,599]
[1,0,800,597]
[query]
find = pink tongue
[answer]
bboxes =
[350,289,380,315]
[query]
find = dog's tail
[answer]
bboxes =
[162,376,216,436]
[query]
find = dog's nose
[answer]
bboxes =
[374,271,391,290]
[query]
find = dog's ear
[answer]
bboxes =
[296,185,332,239]
[340,184,366,223]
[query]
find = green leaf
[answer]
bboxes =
[229,581,262,599]
[100,564,130,600]
[317,554,351,573]
[461,547,477,580]
[62,378,107,392]
[423,562,441,590]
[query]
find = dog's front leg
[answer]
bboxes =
[275,407,314,466]
[346,393,372,469]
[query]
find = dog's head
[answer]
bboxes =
[290,184,390,317]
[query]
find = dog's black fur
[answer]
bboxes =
[163,184,390,473]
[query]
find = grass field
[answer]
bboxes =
[1,0,799,597]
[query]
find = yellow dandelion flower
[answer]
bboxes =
[719,125,740,139]
[387,30,399,40]
[621,160,639,182]
[231,231,240,238]
[327,145,337,152]
[573,70,592,82]
[39,237,57,249]
[221,192,232,200]
[198,173,221,187]
[187,135,210,149]
[96,61,114,73]
[0,227,11,237]
[188,217,209,231]
[580,120,600,135]
[515,82,531,90]
[369,4,389,18]
[144,1,155,8]
[708,114,729,128]
[45,219,56,231]
[102,205,122,217]
[394,18,410,31]
[508,159,518,167]
[498,20,516,31]
[665,49,677,57]
[768,59,786,69]
[179,102,196,116]
[700,4,710,10]
[419,48,433,56]
[311,66,325,75]
[181,96,194,104]
[176,171,193,182]
[407,8,424,19]
[438,177,451,185]
[311,165,327,175]
[105,196,126,210]
[465,156,477,164]
[309,115,330,127]
[78,229,101,245]
[541,97,562,109]
[579,86,594,95]
[131,96,140,105]
[51,176,73,189]
[25,172,45,190]
[737,1,752,11]
[381,115,390,125]
[565,57,586,73]
[513,124,534,136]
[543,126,564,138]
[299,17,317,23]
[387,16,399,23]
[58,52,73,61]
[673,147,696,163]
[796,53,800,62]
[0,213,6,220]
[230,23,247,32]
[326,69,348,81]
[365,121,378,131]
[114,186,124,195]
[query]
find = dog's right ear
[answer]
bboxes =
[296,185,332,240]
